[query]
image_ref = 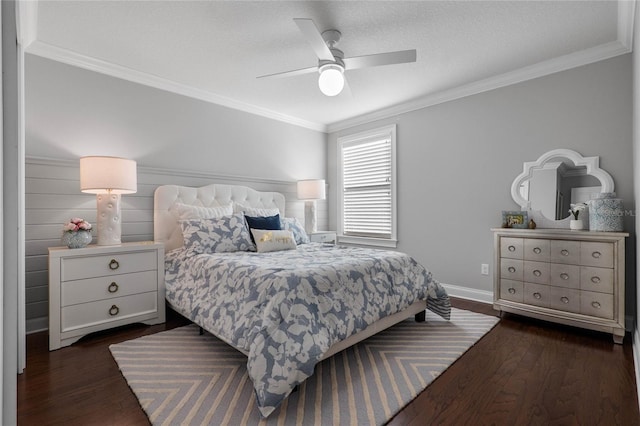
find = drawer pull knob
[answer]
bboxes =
[109,305,120,316]
[561,296,569,304]
[508,266,516,273]
[533,247,542,254]
[108,282,119,293]
[561,249,569,256]
[592,251,602,259]
[508,245,516,252]
[592,301,601,309]
[508,287,516,294]
[109,259,120,270]
[533,292,542,300]
[560,273,569,280]
[533,269,542,277]
[591,276,601,284]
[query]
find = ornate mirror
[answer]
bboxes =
[511,149,614,228]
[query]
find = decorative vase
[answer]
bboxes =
[569,219,584,230]
[62,230,92,249]
[589,193,624,232]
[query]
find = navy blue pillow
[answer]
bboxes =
[245,214,282,232]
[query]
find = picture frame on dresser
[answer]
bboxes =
[492,228,628,344]
[48,241,166,350]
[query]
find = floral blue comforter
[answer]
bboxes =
[164,243,450,417]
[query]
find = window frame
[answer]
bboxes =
[337,124,397,248]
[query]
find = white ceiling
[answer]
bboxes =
[22,1,634,132]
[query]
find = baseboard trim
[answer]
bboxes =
[440,283,493,304]
[26,317,48,335]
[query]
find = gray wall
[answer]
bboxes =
[632,0,640,397]
[24,55,328,332]
[328,54,634,305]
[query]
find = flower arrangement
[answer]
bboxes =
[569,203,587,220]
[63,217,92,233]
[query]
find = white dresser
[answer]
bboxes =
[492,228,628,343]
[48,241,166,350]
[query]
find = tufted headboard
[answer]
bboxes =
[154,183,286,252]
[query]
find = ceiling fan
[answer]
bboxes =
[257,18,417,97]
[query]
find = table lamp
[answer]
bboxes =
[80,156,137,245]
[297,179,326,234]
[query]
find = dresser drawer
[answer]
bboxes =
[549,263,580,289]
[580,242,614,268]
[524,239,550,262]
[580,266,614,294]
[61,270,158,307]
[501,238,523,259]
[523,261,550,284]
[60,292,158,333]
[501,259,523,281]
[550,240,580,265]
[523,283,550,308]
[500,279,523,303]
[580,290,614,319]
[61,250,157,281]
[546,286,581,314]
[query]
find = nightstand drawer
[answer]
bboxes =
[60,292,158,333]
[61,250,157,281]
[61,270,158,307]
[310,232,336,244]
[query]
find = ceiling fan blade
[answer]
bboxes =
[293,18,335,62]
[257,65,318,79]
[343,49,417,70]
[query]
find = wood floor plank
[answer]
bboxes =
[17,298,639,425]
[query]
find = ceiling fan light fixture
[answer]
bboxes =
[318,64,345,96]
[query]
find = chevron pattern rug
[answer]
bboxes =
[110,307,498,425]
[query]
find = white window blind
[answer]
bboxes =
[340,125,396,242]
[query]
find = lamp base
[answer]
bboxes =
[304,200,318,235]
[96,193,122,245]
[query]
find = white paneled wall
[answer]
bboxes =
[25,157,328,333]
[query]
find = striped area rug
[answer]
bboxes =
[110,308,498,425]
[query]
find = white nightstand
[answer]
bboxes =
[48,241,166,350]
[309,231,337,244]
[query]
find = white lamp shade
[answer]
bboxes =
[318,65,345,97]
[80,156,137,194]
[297,179,326,200]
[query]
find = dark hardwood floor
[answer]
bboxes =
[18,298,639,425]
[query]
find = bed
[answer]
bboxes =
[154,183,450,417]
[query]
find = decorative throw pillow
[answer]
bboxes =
[171,202,233,220]
[281,217,310,245]
[234,202,280,218]
[180,213,254,254]
[250,229,297,253]
[245,214,282,231]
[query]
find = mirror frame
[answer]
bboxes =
[511,149,614,227]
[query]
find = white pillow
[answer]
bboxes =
[234,202,280,218]
[171,203,233,220]
[250,229,297,253]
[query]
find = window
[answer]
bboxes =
[338,124,397,247]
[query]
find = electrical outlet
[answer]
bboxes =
[481,264,489,275]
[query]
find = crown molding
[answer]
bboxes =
[16,0,38,48]
[327,40,631,133]
[618,0,636,50]
[25,41,328,133]
[23,1,634,136]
